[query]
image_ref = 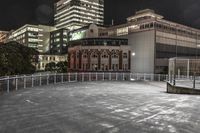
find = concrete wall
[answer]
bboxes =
[121,30,155,73]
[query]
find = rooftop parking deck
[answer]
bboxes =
[0,81,200,133]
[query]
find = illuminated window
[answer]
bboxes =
[117,27,128,36]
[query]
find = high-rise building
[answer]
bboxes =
[0,31,9,43]
[100,9,200,74]
[50,28,69,55]
[7,24,56,53]
[54,0,104,30]
[50,23,105,55]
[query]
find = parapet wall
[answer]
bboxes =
[167,82,200,95]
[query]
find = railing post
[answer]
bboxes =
[89,72,91,81]
[82,73,84,82]
[144,73,146,81]
[129,73,131,81]
[15,75,18,91]
[151,74,153,81]
[68,73,71,82]
[7,76,10,93]
[193,75,196,89]
[24,75,26,89]
[158,74,161,82]
[116,73,118,81]
[61,73,64,83]
[96,72,97,81]
[31,75,34,87]
[109,72,111,81]
[54,73,56,84]
[39,73,42,86]
[47,74,49,85]
[123,73,125,81]
[75,72,78,81]
[103,72,105,81]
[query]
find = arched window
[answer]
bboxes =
[71,53,74,58]
[112,52,119,58]
[82,53,87,59]
[91,51,98,58]
[101,51,109,58]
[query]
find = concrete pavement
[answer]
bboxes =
[0,81,200,133]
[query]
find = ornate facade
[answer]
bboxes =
[68,38,131,72]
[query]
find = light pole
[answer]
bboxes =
[130,52,136,81]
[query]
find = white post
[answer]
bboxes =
[123,73,125,81]
[39,73,42,86]
[178,69,180,79]
[159,74,161,82]
[151,74,153,81]
[144,73,146,81]
[82,73,84,82]
[103,73,105,81]
[116,73,118,81]
[68,73,71,82]
[109,73,111,81]
[54,73,56,84]
[61,73,64,83]
[15,75,18,91]
[47,74,49,85]
[187,59,190,78]
[76,72,78,81]
[32,75,34,87]
[7,76,10,93]
[24,75,26,89]
[89,72,91,81]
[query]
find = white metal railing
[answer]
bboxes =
[168,74,200,89]
[0,72,168,93]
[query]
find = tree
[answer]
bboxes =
[56,61,68,73]
[45,62,56,72]
[0,41,39,76]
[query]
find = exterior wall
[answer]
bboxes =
[155,31,200,73]
[38,25,56,53]
[68,44,131,72]
[121,30,155,73]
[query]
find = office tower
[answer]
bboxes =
[8,24,56,53]
[55,0,104,30]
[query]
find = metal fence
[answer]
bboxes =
[168,75,200,89]
[0,72,168,94]
[169,58,200,89]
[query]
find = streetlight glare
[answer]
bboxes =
[132,52,136,56]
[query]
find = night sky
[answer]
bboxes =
[0,0,200,31]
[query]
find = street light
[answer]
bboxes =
[132,52,136,56]
[130,52,136,81]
